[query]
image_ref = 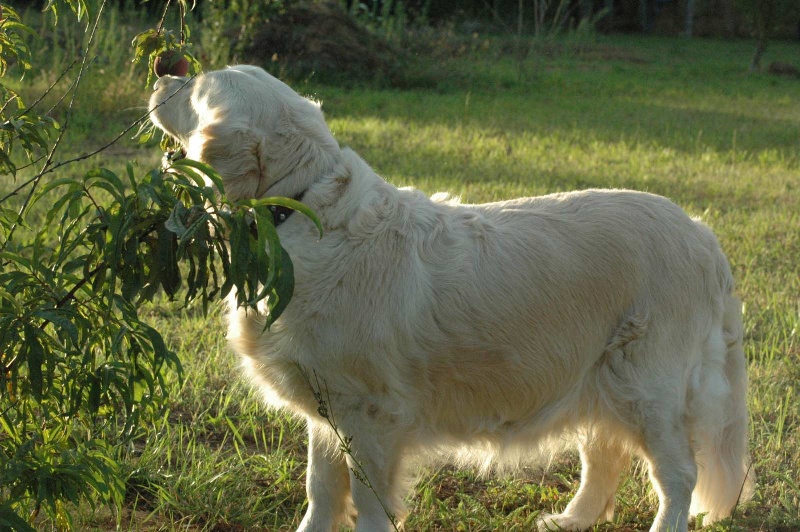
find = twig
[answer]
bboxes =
[0,65,81,178]
[478,0,513,33]
[179,1,186,44]
[1,63,84,177]
[7,154,47,175]
[11,61,78,121]
[0,260,105,375]
[40,68,83,121]
[52,262,107,311]
[1,93,20,116]
[729,461,754,526]
[156,0,173,36]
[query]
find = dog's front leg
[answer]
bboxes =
[337,406,406,532]
[297,422,351,532]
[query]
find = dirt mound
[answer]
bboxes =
[243,2,402,83]
[767,61,800,78]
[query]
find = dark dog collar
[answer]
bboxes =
[269,191,306,227]
[249,191,307,239]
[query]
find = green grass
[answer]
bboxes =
[6,10,800,530]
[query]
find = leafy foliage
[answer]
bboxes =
[198,0,288,65]
[0,5,56,177]
[131,26,202,89]
[1,0,314,527]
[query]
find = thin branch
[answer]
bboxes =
[52,262,107,311]
[1,93,20,116]
[11,60,78,121]
[179,1,186,44]
[729,461,754,525]
[0,75,195,205]
[156,0,173,36]
[6,154,47,175]
[0,260,104,374]
[35,76,194,176]
[0,64,83,176]
[4,1,108,247]
[40,68,83,121]
[479,0,513,33]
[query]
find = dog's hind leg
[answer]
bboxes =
[635,389,697,532]
[608,353,696,532]
[297,423,352,532]
[593,315,696,532]
[538,435,630,531]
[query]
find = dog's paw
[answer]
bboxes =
[537,512,595,531]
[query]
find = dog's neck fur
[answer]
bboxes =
[262,149,338,200]
[304,148,407,233]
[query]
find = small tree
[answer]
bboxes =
[0,1,316,528]
[737,0,800,71]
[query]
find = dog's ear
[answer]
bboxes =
[193,122,267,200]
[255,100,340,198]
[192,94,340,200]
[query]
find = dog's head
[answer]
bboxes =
[149,65,340,200]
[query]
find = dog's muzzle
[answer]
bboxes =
[162,147,187,169]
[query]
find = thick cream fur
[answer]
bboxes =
[150,66,753,532]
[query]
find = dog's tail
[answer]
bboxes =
[689,293,755,524]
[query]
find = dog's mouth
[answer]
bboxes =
[169,146,187,161]
[162,145,187,168]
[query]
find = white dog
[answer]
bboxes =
[149,65,754,531]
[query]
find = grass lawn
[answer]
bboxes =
[6,16,800,531]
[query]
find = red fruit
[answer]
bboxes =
[154,50,190,77]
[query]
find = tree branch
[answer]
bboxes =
[3,1,109,247]
[11,60,78,122]
[0,75,195,207]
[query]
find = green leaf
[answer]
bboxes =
[247,196,323,238]
[251,206,282,303]
[36,176,83,198]
[85,168,127,201]
[170,158,226,195]
[125,162,137,190]
[227,211,252,304]
[25,325,44,401]
[33,309,79,346]
[155,228,180,298]
[165,202,188,238]
[266,246,295,328]
[120,237,143,302]
[0,503,35,532]
[0,286,22,314]
[176,208,211,255]
[139,322,181,375]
